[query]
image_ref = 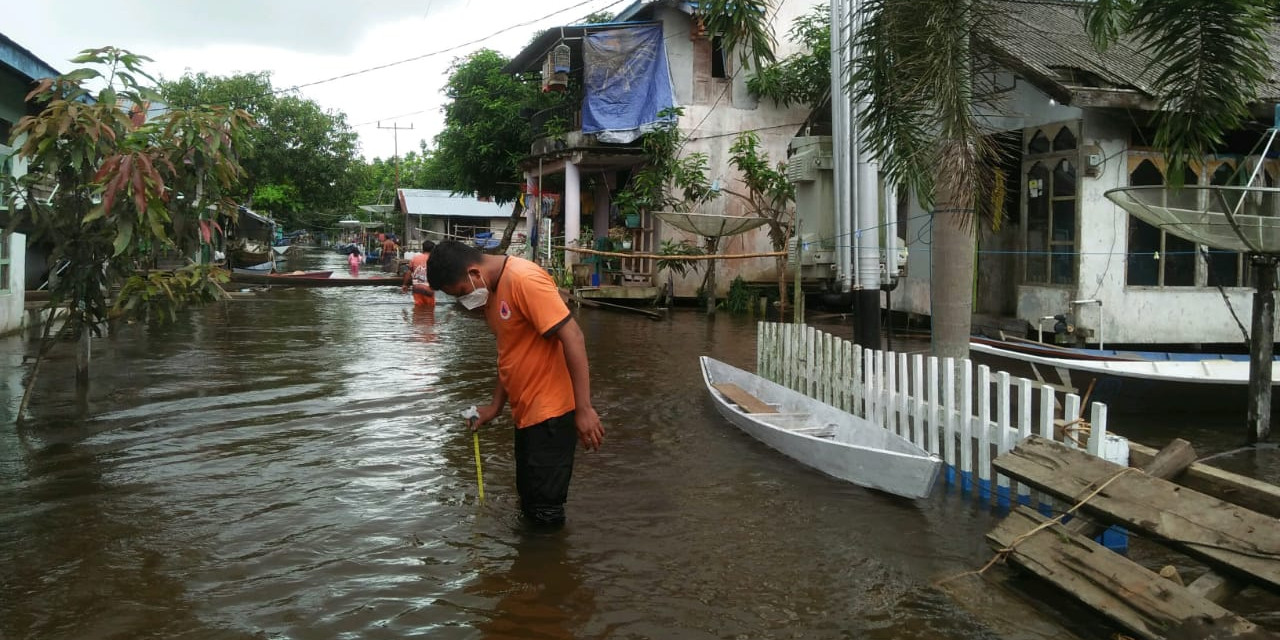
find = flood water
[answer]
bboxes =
[0,249,1273,639]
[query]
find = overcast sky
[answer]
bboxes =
[5,0,626,160]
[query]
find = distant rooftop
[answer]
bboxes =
[986,0,1280,106]
[0,32,61,83]
[397,189,514,219]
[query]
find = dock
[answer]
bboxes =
[986,436,1280,639]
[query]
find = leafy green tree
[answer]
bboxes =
[747,5,830,108]
[433,49,551,204]
[161,71,360,229]
[4,47,251,419]
[727,131,796,317]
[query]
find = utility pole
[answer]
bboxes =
[378,121,414,241]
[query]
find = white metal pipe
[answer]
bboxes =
[850,0,880,291]
[564,160,581,266]
[830,0,852,292]
[883,180,898,282]
[1037,316,1057,345]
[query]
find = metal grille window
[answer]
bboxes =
[1023,122,1079,285]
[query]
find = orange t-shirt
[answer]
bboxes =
[485,256,575,428]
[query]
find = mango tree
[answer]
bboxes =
[4,47,252,422]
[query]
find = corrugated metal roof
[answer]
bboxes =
[0,32,60,83]
[988,0,1280,102]
[397,189,515,218]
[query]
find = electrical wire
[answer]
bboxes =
[155,0,631,112]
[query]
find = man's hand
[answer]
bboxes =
[575,405,604,452]
[468,403,501,431]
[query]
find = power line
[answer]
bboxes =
[156,0,630,113]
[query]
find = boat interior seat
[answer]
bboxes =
[712,383,778,414]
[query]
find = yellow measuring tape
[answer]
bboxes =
[462,406,485,504]
[472,430,485,503]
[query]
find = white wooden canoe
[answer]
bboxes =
[700,356,942,499]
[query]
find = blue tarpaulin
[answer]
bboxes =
[581,25,677,144]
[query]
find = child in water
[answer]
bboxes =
[347,249,361,276]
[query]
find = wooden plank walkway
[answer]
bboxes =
[988,437,1280,640]
[995,437,1280,592]
[988,507,1260,640]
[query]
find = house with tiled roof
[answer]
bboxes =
[890,0,1280,346]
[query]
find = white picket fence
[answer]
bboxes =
[756,322,1129,507]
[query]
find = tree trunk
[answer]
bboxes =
[931,187,975,362]
[76,323,91,391]
[702,236,720,316]
[776,254,787,322]
[493,199,525,255]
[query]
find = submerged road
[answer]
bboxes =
[6,248,1271,639]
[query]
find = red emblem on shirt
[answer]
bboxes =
[499,300,511,320]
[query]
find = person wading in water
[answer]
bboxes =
[427,240,603,528]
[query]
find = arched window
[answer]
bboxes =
[1022,123,1080,286]
[1052,127,1077,152]
[1027,130,1051,155]
[1125,158,1196,286]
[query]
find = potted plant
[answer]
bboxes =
[608,227,629,251]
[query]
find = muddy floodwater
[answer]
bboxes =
[1,249,1275,639]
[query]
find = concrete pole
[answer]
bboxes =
[525,172,538,260]
[565,161,581,267]
[593,181,610,245]
[1247,255,1276,443]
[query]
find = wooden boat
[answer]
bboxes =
[700,356,942,499]
[970,336,1280,414]
[229,271,400,287]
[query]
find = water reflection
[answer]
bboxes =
[471,530,590,639]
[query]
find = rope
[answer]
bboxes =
[557,246,786,261]
[934,466,1142,587]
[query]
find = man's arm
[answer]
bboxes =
[401,267,412,291]
[551,318,604,451]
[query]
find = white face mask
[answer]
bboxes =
[457,272,489,310]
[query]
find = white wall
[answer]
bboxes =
[1059,110,1267,345]
[0,231,26,337]
[657,1,813,297]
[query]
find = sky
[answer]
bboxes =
[4,0,628,161]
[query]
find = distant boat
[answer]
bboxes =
[700,356,942,499]
[970,336,1280,414]
[229,270,399,287]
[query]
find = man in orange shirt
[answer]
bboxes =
[427,240,603,527]
[401,240,435,306]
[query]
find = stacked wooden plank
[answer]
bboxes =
[988,436,1280,640]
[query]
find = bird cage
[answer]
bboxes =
[543,43,570,92]
[553,43,571,73]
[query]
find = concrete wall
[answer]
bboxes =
[1059,110,1266,345]
[0,231,26,336]
[657,0,813,297]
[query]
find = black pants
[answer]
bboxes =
[513,411,577,527]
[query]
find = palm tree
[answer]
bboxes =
[851,0,1277,361]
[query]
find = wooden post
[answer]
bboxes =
[1247,254,1276,443]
